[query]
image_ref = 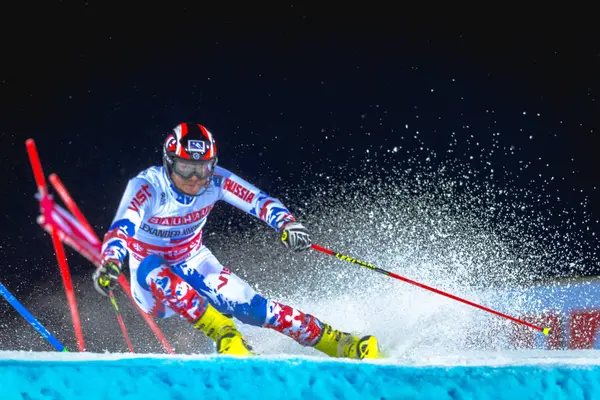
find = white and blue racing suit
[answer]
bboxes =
[101,165,323,345]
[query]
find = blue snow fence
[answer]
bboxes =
[0,354,599,399]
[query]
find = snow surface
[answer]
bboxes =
[1,350,599,399]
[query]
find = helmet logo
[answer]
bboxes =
[166,136,177,152]
[187,140,207,154]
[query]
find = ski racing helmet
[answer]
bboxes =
[163,122,218,186]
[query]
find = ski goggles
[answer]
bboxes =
[172,158,216,180]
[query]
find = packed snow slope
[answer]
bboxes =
[1,351,599,399]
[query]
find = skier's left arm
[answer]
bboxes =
[216,169,311,251]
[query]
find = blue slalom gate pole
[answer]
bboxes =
[0,281,68,352]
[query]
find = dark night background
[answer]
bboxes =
[0,4,599,352]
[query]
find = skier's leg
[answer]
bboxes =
[128,255,177,319]
[173,250,380,359]
[265,301,380,359]
[132,253,254,356]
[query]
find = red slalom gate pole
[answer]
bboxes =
[48,223,85,351]
[310,243,550,335]
[27,138,175,354]
[45,172,175,354]
[25,139,48,197]
[26,139,86,351]
[39,218,175,354]
[49,173,100,245]
[48,173,133,353]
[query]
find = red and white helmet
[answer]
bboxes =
[163,122,218,181]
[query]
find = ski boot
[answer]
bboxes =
[313,323,381,359]
[193,303,255,356]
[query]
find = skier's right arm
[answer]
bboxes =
[93,177,156,296]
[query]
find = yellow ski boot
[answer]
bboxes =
[313,324,381,359]
[193,304,255,356]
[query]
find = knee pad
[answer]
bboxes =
[137,254,169,291]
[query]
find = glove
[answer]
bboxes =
[93,260,122,296]
[280,222,311,252]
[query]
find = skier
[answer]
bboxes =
[93,122,380,358]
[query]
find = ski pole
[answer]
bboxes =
[310,243,550,335]
[109,292,134,353]
[0,282,68,351]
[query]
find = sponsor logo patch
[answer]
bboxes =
[187,140,206,154]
